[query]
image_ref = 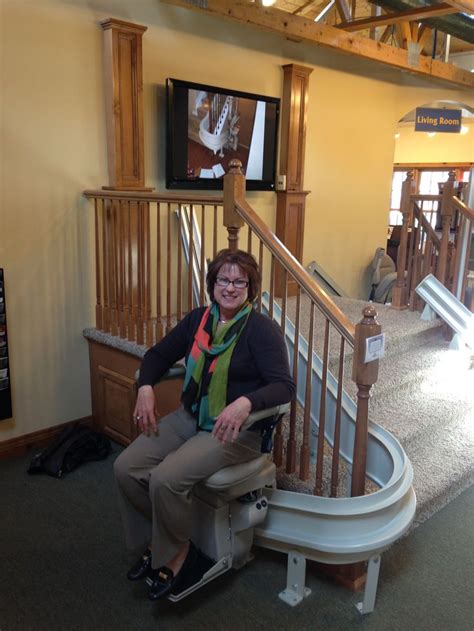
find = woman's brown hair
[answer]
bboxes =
[206,249,261,302]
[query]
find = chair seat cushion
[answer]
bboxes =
[198,455,276,501]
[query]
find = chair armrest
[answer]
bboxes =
[134,362,185,385]
[241,403,290,429]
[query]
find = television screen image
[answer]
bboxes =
[166,78,279,191]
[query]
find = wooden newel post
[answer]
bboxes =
[392,171,415,309]
[351,305,381,497]
[223,159,245,251]
[436,171,455,286]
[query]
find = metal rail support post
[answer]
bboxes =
[278,550,312,607]
[355,554,381,614]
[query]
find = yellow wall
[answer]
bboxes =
[394,122,474,164]
[1,0,473,441]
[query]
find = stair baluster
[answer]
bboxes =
[437,171,455,286]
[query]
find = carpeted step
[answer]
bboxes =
[404,410,474,528]
[287,296,444,370]
[342,335,450,403]
[369,346,474,446]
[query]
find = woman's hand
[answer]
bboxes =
[133,385,158,436]
[212,396,252,443]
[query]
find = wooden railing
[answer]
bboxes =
[223,161,380,497]
[84,161,381,499]
[392,171,474,312]
[83,189,225,346]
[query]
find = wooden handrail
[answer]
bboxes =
[83,189,223,205]
[452,196,474,222]
[412,203,441,249]
[235,196,355,344]
[410,194,443,202]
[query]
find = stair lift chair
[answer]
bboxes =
[136,364,290,602]
[369,247,397,304]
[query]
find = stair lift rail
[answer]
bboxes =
[176,205,416,613]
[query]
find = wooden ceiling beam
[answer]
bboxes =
[443,0,474,11]
[379,25,393,43]
[338,3,458,32]
[398,21,412,47]
[334,0,352,21]
[159,0,474,88]
[417,25,433,50]
[292,0,319,15]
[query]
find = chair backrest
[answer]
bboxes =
[370,247,386,286]
[369,248,397,303]
[371,248,395,285]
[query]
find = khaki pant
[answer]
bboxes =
[113,407,262,568]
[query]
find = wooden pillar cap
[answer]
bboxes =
[100,18,147,34]
[228,159,244,175]
[282,63,314,76]
[361,304,379,325]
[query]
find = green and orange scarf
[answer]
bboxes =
[182,301,252,430]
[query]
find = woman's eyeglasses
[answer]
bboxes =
[215,276,249,289]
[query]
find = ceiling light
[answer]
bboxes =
[394,132,400,139]
[460,125,469,134]
[427,132,436,137]
[261,0,277,6]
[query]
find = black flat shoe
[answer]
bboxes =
[148,542,198,601]
[127,549,152,581]
[148,566,176,601]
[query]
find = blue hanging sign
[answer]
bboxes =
[415,108,462,133]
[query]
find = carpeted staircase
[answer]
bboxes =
[278,296,474,529]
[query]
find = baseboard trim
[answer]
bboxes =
[0,416,94,460]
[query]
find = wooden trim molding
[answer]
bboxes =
[0,417,93,461]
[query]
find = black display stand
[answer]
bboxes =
[0,268,12,420]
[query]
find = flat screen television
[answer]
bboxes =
[166,78,280,191]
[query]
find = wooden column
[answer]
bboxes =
[275,64,312,296]
[223,159,245,251]
[351,306,381,496]
[275,189,309,291]
[100,18,150,191]
[392,171,415,310]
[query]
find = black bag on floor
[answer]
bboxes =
[27,424,111,478]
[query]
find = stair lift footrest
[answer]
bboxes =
[167,555,233,602]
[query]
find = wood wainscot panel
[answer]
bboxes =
[98,365,137,444]
[88,339,183,446]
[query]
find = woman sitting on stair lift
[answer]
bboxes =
[114,249,295,601]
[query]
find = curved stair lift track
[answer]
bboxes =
[256,295,415,562]
[177,212,416,611]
